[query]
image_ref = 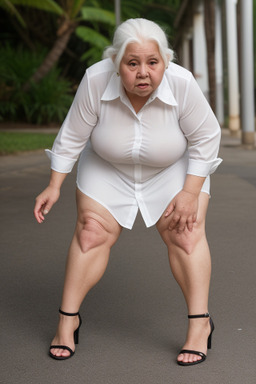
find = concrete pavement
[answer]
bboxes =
[1,129,256,384]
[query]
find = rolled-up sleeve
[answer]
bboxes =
[179,75,222,177]
[46,72,98,173]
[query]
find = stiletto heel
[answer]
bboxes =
[74,326,80,345]
[207,317,214,349]
[49,308,82,360]
[177,312,214,366]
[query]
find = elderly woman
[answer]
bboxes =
[34,18,222,366]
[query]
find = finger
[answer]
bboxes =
[43,207,49,215]
[34,202,43,223]
[42,198,56,215]
[164,203,175,217]
[34,198,49,223]
[168,214,180,230]
[192,214,197,223]
[34,205,45,223]
[177,217,187,233]
[34,210,44,224]
[187,217,194,232]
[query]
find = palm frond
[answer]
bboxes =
[80,6,115,25]
[69,0,86,18]
[76,26,110,48]
[8,0,64,15]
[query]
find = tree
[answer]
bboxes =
[0,0,63,27]
[1,1,115,89]
[23,1,115,89]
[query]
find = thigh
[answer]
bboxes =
[76,188,122,241]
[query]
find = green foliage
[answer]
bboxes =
[11,0,63,14]
[80,6,116,25]
[68,0,87,18]
[0,44,73,124]
[140,0,182,43]
[24,69,73,125]
[0,132,56,155]
[75,6,116,65]
[76,26,111,64]
[119,0,144,19]
[0,0,64,27]
[0,0,27,27]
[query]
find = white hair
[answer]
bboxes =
[103,18,174,71]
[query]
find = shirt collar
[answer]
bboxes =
[101,73,121,101]
[152,74,178,106]
[101,70,178,106]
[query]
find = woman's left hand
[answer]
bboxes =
[164,190,199,233]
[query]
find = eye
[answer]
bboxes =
[149,60,158,66]
[128,61,137,67]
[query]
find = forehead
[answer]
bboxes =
[123,40,161,58]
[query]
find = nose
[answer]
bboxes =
[137,64,148,78]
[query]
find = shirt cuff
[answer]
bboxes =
[45,149,77,173]
[187,158,223,177]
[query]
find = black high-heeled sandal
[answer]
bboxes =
[49,308,82,360]
[177,312,214,366]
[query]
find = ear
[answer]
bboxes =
[166,53,171,63]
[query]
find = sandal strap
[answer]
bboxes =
[188,313,210,319]
[177,349,207,366]
[49,345,74,354]
[179,349,206,359]
[59,308,79,317]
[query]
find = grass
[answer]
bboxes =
[0,131,57,155]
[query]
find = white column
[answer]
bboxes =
[115,0,121,26]
[215,0,224,126]
[182,35,190,70]
[225,0,240,134]
[193,3,209,99]
[240,0,255,147]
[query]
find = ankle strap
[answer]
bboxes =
[188,313,210,319]
[59,308,79,317]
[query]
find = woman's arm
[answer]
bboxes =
[34,170,67,224]
[34,72,98,224]
[179,74,222,178]
[164,71,222,233]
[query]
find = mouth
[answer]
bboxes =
[137,83,150,89]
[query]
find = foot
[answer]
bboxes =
[177,317,211,365]
[50,313,80,359]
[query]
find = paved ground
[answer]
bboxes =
[1,129,256,384]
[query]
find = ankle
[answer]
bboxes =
[188,317,210,330]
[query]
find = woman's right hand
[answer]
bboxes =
[34,185,60,223]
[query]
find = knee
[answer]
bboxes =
[159,224,204,255]
[170,230,200,255]
[77,217,110,254]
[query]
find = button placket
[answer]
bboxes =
[132,116,143,181]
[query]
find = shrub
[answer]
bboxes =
[0,44,73,125]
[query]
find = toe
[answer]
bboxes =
[50,347,72,358]
[177,351,203,364]
[59,348,71,358]
[177,352,184,362]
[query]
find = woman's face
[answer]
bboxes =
[119,40,166,105]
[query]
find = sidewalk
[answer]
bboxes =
[1,129,256,384]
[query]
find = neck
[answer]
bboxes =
[126,92,151,113]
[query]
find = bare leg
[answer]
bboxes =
[157,192,212,364]
[50,190,122,358]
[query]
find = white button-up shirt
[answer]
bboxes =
[46,59,222,228]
